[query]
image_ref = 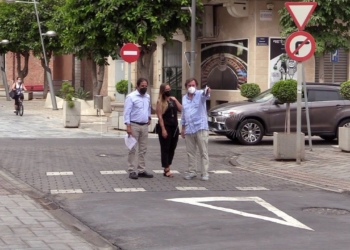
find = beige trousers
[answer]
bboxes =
[127,123,149,173]
[185,129,209,176]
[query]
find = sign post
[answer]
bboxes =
[285,2,317,164]
[331,49,339,84]
[120,43,140,94]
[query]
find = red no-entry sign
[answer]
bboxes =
[120,43,140,63]
[285,31,315,62]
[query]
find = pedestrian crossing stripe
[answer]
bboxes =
[47,172,74,176]
[114,188,146,192]
[50,189,83,194]
[209,170,232,174]
[152,170,180,174]
[176,187,207,191]
[236,187,270,191]
[100,170,127,174]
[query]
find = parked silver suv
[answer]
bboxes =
[208,83,350,145]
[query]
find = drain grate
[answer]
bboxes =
[303,207,350,215]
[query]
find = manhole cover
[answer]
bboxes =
[303,207,350,215]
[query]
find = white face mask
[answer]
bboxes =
[188,86,196,94]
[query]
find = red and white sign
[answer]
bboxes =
[120,43,140,63]
[285,31,315,62]
[285,2,317,31]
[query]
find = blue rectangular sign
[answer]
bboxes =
[331,49,339,63]
[256,37,269,46]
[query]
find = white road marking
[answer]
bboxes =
[123,51,138,55]
[114,188,146,192]
[236,187,269,191]
[167,196,313,231]
[46,172,74,176]
[209,170,232,174]
[153,170,180,174]
[176,187,207,191]
[50,189,83,194]
[100,170,127,175]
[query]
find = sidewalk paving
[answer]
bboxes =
[233,144,350,193]
[0,170,115,250]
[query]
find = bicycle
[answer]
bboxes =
[15,97,24,116]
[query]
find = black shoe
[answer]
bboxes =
[129,172,138,179]
[138,171,153,178]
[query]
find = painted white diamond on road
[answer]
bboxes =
[176,187,207,191]
[100,170,127,175]
[46,172,74,176]
[236,187,269,191]
[114,188,146,192]
[50,189,83,194]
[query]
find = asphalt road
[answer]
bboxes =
[0,137,349,250]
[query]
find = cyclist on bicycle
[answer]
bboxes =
[11,77,27,113]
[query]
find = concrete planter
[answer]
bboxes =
[45,93,64,109]
[273,132,305,160]
[63,101,81,128]
[338,127,350,152]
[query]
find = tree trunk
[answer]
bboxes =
[91,60,105,96]
[286,103,291,134]
[137,42,157,82]
[318,52,325,83]
[16,52,29,79]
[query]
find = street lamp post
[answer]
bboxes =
[182,0,196,78]
[6,0,58,110]
[0,39,11,101]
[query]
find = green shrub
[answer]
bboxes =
[74,87,90,100]
[116,80,130,95]
[271,79,297,103]
[340,80,350,100]
[240,83,261,99]
[60,82,75,108]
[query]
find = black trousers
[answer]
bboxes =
[158,126,179,168]
[14,94,24,106]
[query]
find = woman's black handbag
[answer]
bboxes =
[9,90,16,99]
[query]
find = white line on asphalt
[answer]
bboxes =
[46,172,74,176]
[235,187,269,191]
[100,170,127,175]
[167,197,313,231]
[176,187,207,191]
[50,189,83,194]
[114,188,146,192]
[153,170,180,174]
[209,170,232,174]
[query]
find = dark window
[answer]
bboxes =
[308,90,343,102]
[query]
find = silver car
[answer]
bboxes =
[208,83,350,145]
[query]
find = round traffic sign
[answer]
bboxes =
[120,43,140,63]
[285,31,316,62]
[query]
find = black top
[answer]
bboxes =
[162,99,178,127]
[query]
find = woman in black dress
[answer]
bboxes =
[156,83,182,177]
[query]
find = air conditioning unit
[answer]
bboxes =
[197,6,216,39]
[223,0,249,18]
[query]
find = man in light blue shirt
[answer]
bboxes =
[124,78,153,180]
[181,78,211,181]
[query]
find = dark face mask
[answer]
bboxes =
[139,87,147,95]
[164,90,171,97]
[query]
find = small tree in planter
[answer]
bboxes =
[240,83,261,99]
[338,80,350,151]
[270,79,304,160]
[271,79,297,133]
[116,79,131,97]
[60,82,81,128]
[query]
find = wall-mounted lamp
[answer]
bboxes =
[266,3,274,10]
